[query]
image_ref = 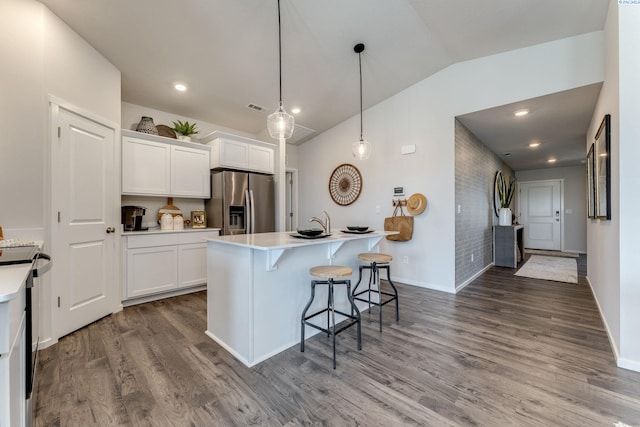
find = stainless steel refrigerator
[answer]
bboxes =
[205,170,275,235]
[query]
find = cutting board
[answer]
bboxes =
[157,197,182,222]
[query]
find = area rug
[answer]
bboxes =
[524,249,579,258]
[515,255,578,284]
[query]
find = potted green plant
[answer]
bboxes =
[496,171,516,225]
[172,120,198,142]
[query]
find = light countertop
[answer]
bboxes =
[123,227,221,236]
[0,263,32,303]
[0,242,43,303]
[205,230,394,250]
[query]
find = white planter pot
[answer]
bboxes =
[499,208,512,226]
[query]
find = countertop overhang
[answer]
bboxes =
[206,230,396,271]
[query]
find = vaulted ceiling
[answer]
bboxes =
[39,0,608,169]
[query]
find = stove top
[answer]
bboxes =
[0,245,38,266]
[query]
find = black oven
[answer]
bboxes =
[0,245,52,427]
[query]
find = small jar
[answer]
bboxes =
[172,215,184,230]
[160,213,173,230]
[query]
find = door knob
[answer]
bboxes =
[106,227,115,233]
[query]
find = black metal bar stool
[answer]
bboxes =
[300,265,361,369]
[352,253,399,332]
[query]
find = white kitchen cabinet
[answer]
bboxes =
[171,145,210,197]
[0,279,27,427]
[121,130,211,198]
[201,131,275,174]
[126,245,178,298]
[122,229,220,303]
[122,137,171,195]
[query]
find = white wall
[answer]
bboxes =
[588,0,622,366]
[298,32,604,293]
[122,102,257,140]
[0,0,46,233]
[516,166,587,253]
[618,0,640,372]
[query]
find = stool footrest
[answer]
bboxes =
[353,289,397,307]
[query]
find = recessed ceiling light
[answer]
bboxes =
[514,109,529,117]
[529,142,541,148]
[174,83,187,91]
[547,158,557,163]
[291,107,301,114]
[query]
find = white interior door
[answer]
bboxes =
[52,103,118,338]
[518,180,562,250]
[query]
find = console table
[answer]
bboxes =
[493,225,524,268]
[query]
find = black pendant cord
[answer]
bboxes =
[354,43,365,142]
[359,50,363,141]
[277,0,283,107]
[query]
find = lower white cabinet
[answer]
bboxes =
[122,230,220,302]
[0,283,27,427]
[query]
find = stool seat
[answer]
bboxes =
[357,253,392,263]
[310,265,352,279]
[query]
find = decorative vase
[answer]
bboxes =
[136,116,158,135]
[499,207,512,226]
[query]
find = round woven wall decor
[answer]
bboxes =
[328,163,362,206]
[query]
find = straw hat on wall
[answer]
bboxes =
[407,193,427,215]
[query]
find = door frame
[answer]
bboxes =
[47,95,121,346]
[285,168,299,232]
[516,178,564,251]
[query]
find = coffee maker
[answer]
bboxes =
[121,206,148,231]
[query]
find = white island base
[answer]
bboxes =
[205,231,392,367]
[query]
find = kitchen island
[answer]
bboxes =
[205,230,393,367]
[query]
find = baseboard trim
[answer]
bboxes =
[122,284,206,307]
[455,263,494,293]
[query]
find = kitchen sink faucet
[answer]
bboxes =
[308,210,331,234]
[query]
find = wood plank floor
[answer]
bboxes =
[35,255,640,426]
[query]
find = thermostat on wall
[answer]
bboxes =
[393,186,405,197]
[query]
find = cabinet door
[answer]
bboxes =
[122,137,171,195]
[126,246,178,298]
[219,139,249,169]
[177,243,207,288]
[0,312,25,427]
[248,145,274,174]
[171,145,210,198]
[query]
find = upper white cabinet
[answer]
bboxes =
[201,131,275,174]
[121,130,211,198]
[171,145,210,197]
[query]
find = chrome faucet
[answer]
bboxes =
[308,210,331,233]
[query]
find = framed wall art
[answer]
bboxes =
[594,114,611,220]
[586,143,595,219]
[191,210,207,228]
[328,163,362,206]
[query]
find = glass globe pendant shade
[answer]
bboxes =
[352,138,371,160]
[267,105,295,139]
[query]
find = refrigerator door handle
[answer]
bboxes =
[245,189,252,234]
[249,189,256,234]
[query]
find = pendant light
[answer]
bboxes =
[267,0,295,140]
[352,43,371,160]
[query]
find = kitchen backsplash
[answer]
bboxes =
[121,196,206,228]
